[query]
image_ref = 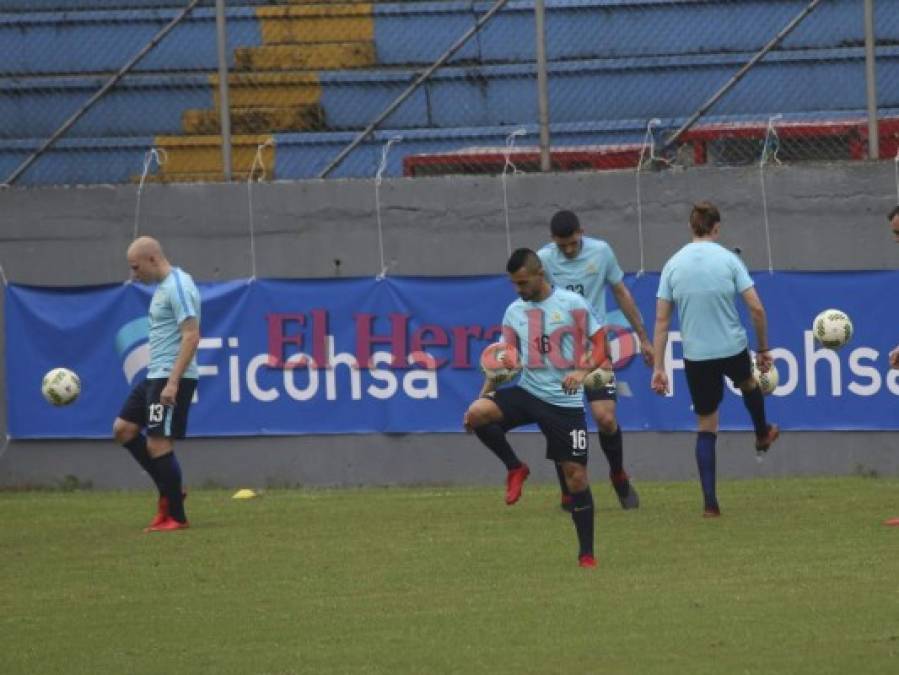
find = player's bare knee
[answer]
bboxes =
[590,401,617,433]
[563,463,589,493]
[467,400,499,429]
[112,418,137,444]
[595,413,617,434]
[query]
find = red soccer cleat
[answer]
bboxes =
[755,424,780,452]
[147,495,170,530]
[145,517,190,533]
[883,517,899,527]
[703,506,722,518]
[505,463,530,505]
[146,492,188,530]
[578,554,598,568]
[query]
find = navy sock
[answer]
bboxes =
[599,426,624,476]
[554,462,570,497]
[123,435,164,495]
[570,488,595,556]
[742,386,768,437]
[151,452,186,522]
[474,423,522,471]
[695,432,718,510]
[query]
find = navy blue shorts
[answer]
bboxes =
[486,386,589,465]
[118,378,197,438]
[684,349,753,416]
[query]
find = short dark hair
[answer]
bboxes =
[506,248,542,274]
[690,201,721,237]
[888,205,899,221]
[550,210,581,238]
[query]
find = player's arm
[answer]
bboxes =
[478,377,498,398]
[477,324,519,396]
[611,281,653,366]
[563,327,603,394]
[160,317,200,406]
[651,299,672,394]
[563,304,604,393]
[741,287,772,372]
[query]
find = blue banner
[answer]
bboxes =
[4,272,898,438]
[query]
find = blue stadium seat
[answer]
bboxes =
[1,0,898,184]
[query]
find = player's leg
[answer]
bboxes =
[729,350,779,452]
[538,405,595,567]
[589,393,639,510]
[695,409,721,517]
[561,460,596,567]
[114,381,169,524]
[555,462,573,511]
[685,358,724,517]
[465,389,531,505]
[144,379,196,531]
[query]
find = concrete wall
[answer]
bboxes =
[1,161,897,489]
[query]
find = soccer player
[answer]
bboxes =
[650,202,778,517]
[885,205,899,527]
[112,236,201,532]
[538,210,653,511]
[463,248,604,568]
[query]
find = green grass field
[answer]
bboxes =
[1,477,897,674]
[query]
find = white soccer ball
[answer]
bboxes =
[41,367,81,406]
[812,308,853,350]
[479,342,521,384]
[751,361,779,396]
[583,367,615,390]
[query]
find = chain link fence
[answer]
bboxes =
[1,0,897,185]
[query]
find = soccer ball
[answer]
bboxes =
[41,367,81,406]
[813,309,853,349]
[583,367,615,390]
[479,342,521,384]
[751,361,779,396]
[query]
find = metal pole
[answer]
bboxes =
[661,0,824,154]
[534,0,551,172]
[2,0,203,186]
[215,0,233,180]
[864,0,879,160]
[318,0,511,179]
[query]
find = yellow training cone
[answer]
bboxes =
[232,488,258,500]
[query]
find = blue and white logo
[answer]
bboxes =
[114,317,149,384]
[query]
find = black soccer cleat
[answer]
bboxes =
[611,473,640,510]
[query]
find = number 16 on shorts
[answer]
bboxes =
[570,429,587,455]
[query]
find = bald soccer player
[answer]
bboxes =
[113,237,201,532]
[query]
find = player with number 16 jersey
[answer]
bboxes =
[463,248,604,568]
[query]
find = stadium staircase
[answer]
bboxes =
[0,0,898,184]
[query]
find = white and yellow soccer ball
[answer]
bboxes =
[751,361,779,395]
[479,342,521,384]
[583,366,615,390]
[812,308,853,350]
[41,367,81,406]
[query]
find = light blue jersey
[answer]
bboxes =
[148,267,201,379]
[537,236,624,323]
[657,241,754,361]
[502,288,602,408]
